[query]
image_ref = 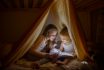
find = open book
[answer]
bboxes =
[49,48,74,57]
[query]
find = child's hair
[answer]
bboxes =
[60,27,71,41]
[43,24,57,37]
[47,28,57,35]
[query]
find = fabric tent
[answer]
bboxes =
[3,0,89,67]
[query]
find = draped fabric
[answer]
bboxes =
[4,0,55,67]
[67,0,88,60]
[50,0,88,60]
[4,12,49,66]
[4,0,89,67]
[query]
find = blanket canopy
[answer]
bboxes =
[3,0,89,67]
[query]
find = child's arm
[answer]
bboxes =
[51,43,57,49]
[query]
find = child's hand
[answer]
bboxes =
[53,44,57,47]
[51,44,57,49]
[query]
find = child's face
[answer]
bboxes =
[60,35,69,43]
[48,31,57,41]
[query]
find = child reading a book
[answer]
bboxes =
[55,27,75,65]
